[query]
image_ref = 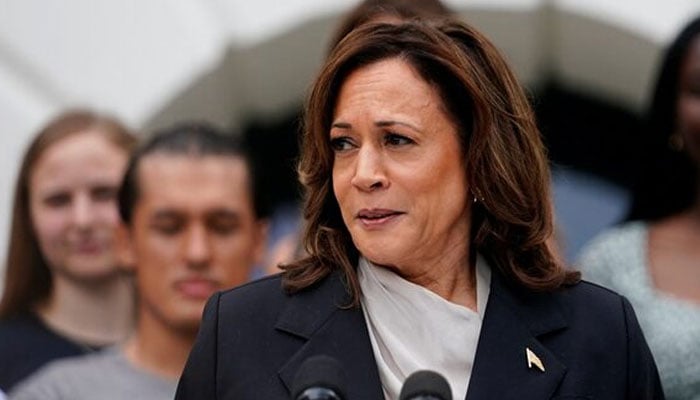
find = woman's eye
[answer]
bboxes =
[330,137,354,152]
[384,133,414,146]
[91,186,118,202]
[44,193,71,208]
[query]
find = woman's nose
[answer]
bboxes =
[71,194,95,228]
[350,146,388,191]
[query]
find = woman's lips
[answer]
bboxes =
[73,240,105,254]
[356,208,404,228]
[175,279,219,299]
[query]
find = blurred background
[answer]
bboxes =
[2,0,700,287]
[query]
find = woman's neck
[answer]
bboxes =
[384,239,476,311]
[648,196,700,304]
[36,274,135,347]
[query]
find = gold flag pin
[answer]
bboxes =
[526,347,545,372]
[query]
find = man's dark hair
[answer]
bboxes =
[118,122,268,225]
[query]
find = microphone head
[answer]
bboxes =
[291,354,346,400]
[399,370,452,400]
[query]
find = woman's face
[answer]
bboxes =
[677,34,700,162]
[331,57,471,271]
[29,131,129,282]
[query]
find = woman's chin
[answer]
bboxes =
[56,257,122,283]
[356,244,405,268]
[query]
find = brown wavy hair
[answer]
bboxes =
[328,0,452,52]
[0,109,137,319]
[282,20,580,306]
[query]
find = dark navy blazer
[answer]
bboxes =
[175,269,664,399]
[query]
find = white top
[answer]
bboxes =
[578,221,700,400]
[358,255,491,400]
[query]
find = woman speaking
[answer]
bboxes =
[176,19,663,399]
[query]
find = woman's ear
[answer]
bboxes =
[115,223,136,272]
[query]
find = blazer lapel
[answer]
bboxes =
[466,273,568,400]
[275,271,384,399]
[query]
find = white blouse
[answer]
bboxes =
[358,255,491,400]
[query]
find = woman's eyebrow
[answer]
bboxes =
[375,120,423,133]
[331,122,352,129]
[331,120,422,132]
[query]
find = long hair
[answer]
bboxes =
[328,0,452,52]
[0,110,136,319]
[283,20,579,306]
[627,16,700,221]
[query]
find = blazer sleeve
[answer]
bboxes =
[175,292,221,400]
[622,296,665,399]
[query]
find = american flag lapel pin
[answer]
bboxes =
[526,347,545,372]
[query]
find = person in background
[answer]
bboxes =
[176,20,663,399]
[0,110,137,392]
[578,16,700,400]
[9,123,268,399]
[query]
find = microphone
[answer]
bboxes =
[291,355,346,400]
[399,370,452,400]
